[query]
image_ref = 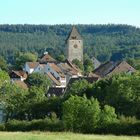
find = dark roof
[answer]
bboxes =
[58,59,82,76]
[94,61,115,77]
[66,26,82,41]
[46,87,66,97]
[108,61,136,76]
[9,70,27,79]
[94,61,136,77]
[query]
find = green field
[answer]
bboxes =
[0,132,139,140]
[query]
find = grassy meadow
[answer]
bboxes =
[0,132,139,140]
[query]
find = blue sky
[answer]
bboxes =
[0,0,140,27]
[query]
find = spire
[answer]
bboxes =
[67,26,82,41]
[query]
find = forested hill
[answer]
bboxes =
[0,24,140,64]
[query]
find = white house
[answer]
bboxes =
[23,62,39,74]
[45,63,66,88]
[34,64,46,73]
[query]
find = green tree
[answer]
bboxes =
[66,79,92,97]
[72,59,84,71]
[92,73,140,119]
[84,57,94,75]
[57,54,65,62]
[0,56,8,71]
[15,52,38,70]
[0,70,10,87]
[26,73,51,91]
[0,82,28,120]
[100,105,118,126]
[62,96,101,133]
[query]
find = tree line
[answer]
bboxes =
[0,24,140,64]
[0,70,140,134]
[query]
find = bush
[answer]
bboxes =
[95,121,140,135]
[0,124,5,131]
[29,117,63,131]
[5,120,30,131]
[5,117,64,132]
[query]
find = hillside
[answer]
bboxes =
[0,24,140,64]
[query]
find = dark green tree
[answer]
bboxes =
[0,56,8,71]
[26,73,51,92]
[15,52,38,70]
[72,59,84,71]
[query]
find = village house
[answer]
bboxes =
[9,26,136,96]
[45,62,66,88]
[9,70,27,81]
[23,62,39,74]
[39,52,56,63]
[93,61,136,78]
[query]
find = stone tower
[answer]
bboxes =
[66,26,83,62]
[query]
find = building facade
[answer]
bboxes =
[66,26,83,62]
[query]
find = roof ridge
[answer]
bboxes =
[66,26,82,41]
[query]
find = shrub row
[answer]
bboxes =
[4,118,64,132]
[1,119,140,135]
[96,122,140,135]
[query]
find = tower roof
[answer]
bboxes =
[67,26,82,41]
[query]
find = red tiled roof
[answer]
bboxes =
[108,61,136,76]
[94,61,136,77]
[10,70,27,79]
[40,54,56,63]
[46,72,61,86]
[26,62,39,69]
[58,60,81,76]
[48,63,65,78]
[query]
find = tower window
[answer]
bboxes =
[72,36,76,39]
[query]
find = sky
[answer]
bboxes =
[0,0,140,27]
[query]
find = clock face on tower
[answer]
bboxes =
[73,44,78,48]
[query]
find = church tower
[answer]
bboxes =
[66,26,83,62]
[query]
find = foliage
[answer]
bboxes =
[0,56,8,71]
[15,52,38,69]
[100,105,118,126]
[0,70,10,87]
[72,59,84,71]
[57,54,66,62]
[0,82,28,120]
[83,54,94,74]
[66,79,92,97]
[1,24,140,64]
[127,58,140,71]
[62,96,101,133]
[26,72,51,91]
[5,117,63,132]
[92,73,140,119]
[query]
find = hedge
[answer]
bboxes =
[2,119,140,135]
[5,118,64,132]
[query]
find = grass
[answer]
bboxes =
[0,132,139,140]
